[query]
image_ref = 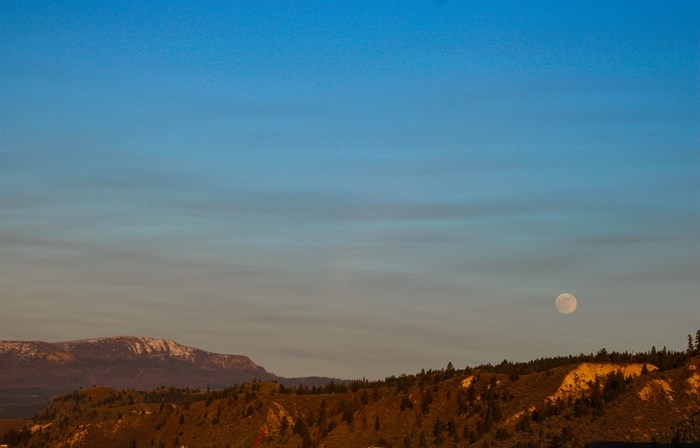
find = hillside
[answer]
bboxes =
[2,357,699,447]
[0,337,338,419]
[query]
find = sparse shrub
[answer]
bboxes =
[279,417,288,435]
[418,432,427,448]
[1,427,32,445]
[433,418,445,445]
[495,428,510,441]
[421,390,433,413]
[447,418,458,441]
[515,412,531,433]
[360,390,369,405]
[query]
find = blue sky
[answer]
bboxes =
[1,0,698,379]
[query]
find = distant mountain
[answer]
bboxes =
[0,336,339,418]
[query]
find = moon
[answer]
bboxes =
[555,293,577,314]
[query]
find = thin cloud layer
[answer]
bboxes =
[1,1,698,379]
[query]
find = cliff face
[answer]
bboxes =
[548,362,657,401]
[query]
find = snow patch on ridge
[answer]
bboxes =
[1,336,260,370]
[126,336,196,360]
[0,341,74,362]
[0,341,40,358]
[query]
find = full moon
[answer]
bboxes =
[555,293,577,314]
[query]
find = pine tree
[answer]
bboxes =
[687,334,694,356]
[433,418,445,445]
[418,432,427,448]
[695,330,700,355]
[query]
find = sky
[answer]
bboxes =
[1,0,698,380]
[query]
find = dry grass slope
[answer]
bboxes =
[2,356,699,448]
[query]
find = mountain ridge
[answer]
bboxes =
[0,336,340,419]
[0,336,262,369]
[2,358,699,447]
[2,333,699,447]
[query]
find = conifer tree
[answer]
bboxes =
[687,334,694,356]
